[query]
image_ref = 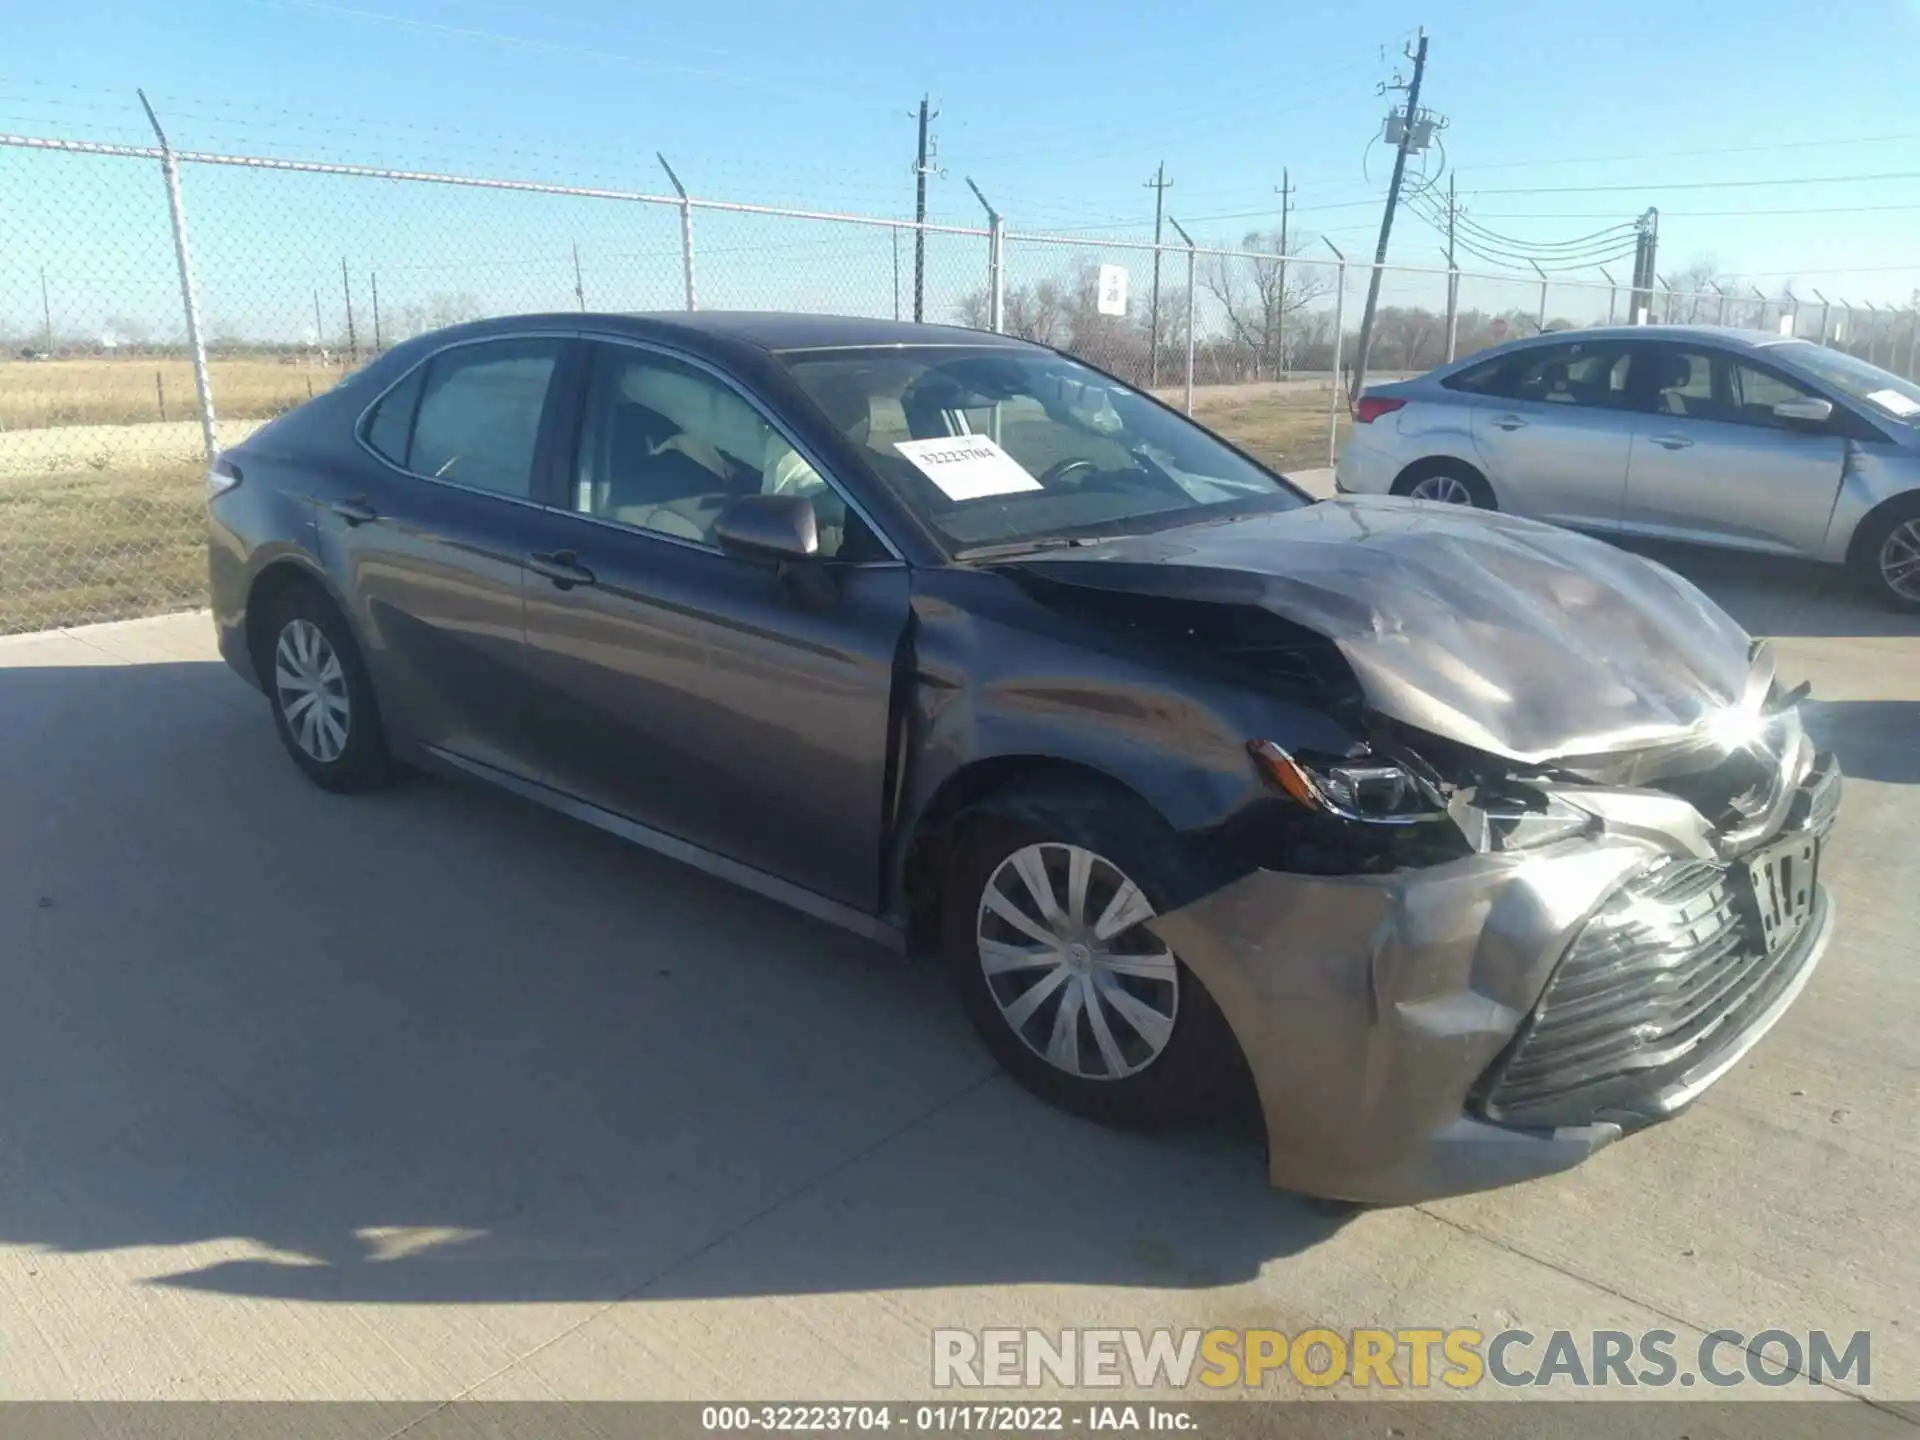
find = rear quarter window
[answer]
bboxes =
[362,364,426,466]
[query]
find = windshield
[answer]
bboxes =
[781,347,1304,553]
[1772,341,1920,422]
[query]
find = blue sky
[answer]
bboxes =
[4,0,1919,340]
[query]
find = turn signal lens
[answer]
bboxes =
[1248,740,1448,825]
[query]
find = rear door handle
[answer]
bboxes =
[330,497,378,525]
[1650,434,1695,450]
[1493,415,1528,431]
[528,549,596,590]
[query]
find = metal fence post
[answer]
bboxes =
[1909,307,1919,381]
[658,153,697,311]
[1324,238,1347,467]
[989,218,1005,333]
[966,179,1004,334]
[136,90,217,463]
[1169,217,1197,415]
[1863,302,1880,366]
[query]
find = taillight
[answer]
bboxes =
[1353,395,1407,424]
[206,456,242,498]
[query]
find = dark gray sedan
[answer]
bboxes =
[208,312,1840,1203]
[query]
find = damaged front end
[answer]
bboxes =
[1152,667,1839,1204]
[1002,500,1843,1202]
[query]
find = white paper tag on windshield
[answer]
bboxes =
[894,435,1043,501]
[1865,388,1920,418]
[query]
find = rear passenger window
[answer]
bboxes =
[376,338,563,497]
[1442,356,1511,395]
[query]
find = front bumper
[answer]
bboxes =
[1149,755,1841,1205]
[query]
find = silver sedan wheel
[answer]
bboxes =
[976,842,1179,1081]
[1879,519,1920,601]
[273,618,351,764]
[1408,473,1475,505]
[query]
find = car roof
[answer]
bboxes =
[1467,323,1806,356]
[397,309,1032,361]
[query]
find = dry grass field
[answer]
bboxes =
[0,361,1344,634]
[0,355,350,431]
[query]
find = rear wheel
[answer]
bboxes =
[1393,460,1495,509]
[939,784,1243,1128]
[258,583,395,793]
[1855,499,1920,611]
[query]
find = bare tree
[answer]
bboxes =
[1198,230,1334,380]
[955,277,1071,347]
[1661,257,1726,325]
[392,292,483,339]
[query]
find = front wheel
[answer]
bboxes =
[939,785,1243,1128]
[1856,500,1920,611]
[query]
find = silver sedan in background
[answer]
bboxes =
[1335,325,1920,609]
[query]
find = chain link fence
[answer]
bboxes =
[4,125,1917,634]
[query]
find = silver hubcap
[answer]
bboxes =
[1879,520,1920,601]
[273,618,351,764]
[1409,474,1474,505]
[976,842,1179,1081]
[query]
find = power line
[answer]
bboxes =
[1463,168,1920,197]
[1452,130,1920,174]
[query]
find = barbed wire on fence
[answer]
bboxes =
[3,123,1919,636]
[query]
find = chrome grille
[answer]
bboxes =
[1479,864,1823,1132]
[1478,750,1841,1129]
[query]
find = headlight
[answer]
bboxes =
[1248,740,1448,825]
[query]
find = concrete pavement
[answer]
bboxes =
[0,538,1915,1419]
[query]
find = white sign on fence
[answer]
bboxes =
[1096,264,1130,318]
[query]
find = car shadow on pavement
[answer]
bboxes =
[0,659,1345,1307]
[1602,537,1920,641]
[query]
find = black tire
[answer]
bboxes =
[256,582,395,793]
[1391,458,1496,510]
[939,782,1245,1129]
[1853,497,1920,612]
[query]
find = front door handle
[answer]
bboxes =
[528,549,597,590]
[1493,415,1528,431]
[330,497,378,525]
[1650,434,1695,450]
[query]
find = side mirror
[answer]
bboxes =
[1772,396,1834,425]
[714,492,819,567]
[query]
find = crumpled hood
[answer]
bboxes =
[1002,496,1757,764]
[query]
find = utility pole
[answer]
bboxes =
[573,242,586,310]
[1145,161,1172,386]
[1276,167,1293,379]
[911,95,939,324]
[370,272,382,353]
[1350,28,1429,405]
[1444,172,1459,359]
[341,257,357,362]
[1629,209,1659,324]
[313,290,324,352]
[40,267,54,354]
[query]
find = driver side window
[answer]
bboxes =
[573,345,867,557]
